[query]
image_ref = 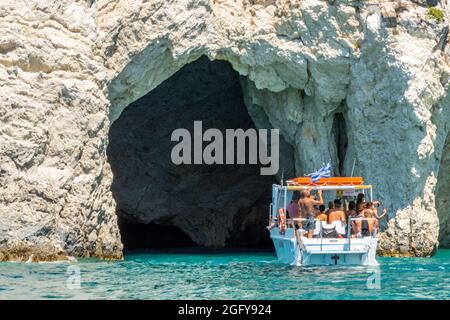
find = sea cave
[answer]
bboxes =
[108,56,277,251]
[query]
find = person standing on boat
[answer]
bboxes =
[356,193,366,213]
[287,195,300,220]
[352,209,365,238]
[353,203,378,237]
[298,188,323,238]
[325,201,334,216]
[363,208,376,236]
[345,201,358,221]
[344,201,357,236]
[366,202,388,234]
[356,193,382,213]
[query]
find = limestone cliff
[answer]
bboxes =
[0,0,449,260]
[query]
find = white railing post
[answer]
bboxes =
[348,218,352,251]
[320,221,323,251]
[269,203,273,224]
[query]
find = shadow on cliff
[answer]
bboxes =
[107,56,276,252]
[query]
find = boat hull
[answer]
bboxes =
[270,228,379,266]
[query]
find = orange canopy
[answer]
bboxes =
[287,177,364,186]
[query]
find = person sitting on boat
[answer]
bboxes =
[298,188,323,238]
[352,203,375,237]
[325,201,334,216]
[328,199,346,224]
[316,204,328,222]
[346,201,358,222]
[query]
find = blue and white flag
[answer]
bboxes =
[307,163,332,183]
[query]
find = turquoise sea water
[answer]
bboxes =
[0,249,449,300]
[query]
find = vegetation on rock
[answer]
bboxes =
[427,7,445,23]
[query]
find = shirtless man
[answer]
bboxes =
[345,201,358,222]
[328,199,346,224]
[316,204,328,222]
[325,201,334,216]
[298,188,324,238]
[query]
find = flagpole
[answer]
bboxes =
[350,158,356,177]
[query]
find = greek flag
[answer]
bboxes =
[307,163,332,183]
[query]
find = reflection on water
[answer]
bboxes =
[0,250,449,299]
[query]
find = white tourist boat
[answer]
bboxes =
[269,177,379,266]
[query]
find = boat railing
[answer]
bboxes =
[347,217,378,235]
[288,218,324,251]
[284,217,378,252]
[285,218,322,229]
[348,217,378,251]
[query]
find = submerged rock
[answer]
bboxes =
[0,0,449,260]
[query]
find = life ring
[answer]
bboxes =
[278,208,286,235]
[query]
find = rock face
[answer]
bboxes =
[437,133,450,247]
[0,0,449,260]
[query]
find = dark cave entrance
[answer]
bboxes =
[332,112,348,176]
[108,56,276,252]
[118,217,197,249]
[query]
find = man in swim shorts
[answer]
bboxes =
[298,188,323,238]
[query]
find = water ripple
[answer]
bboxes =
[0,250,449,299]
